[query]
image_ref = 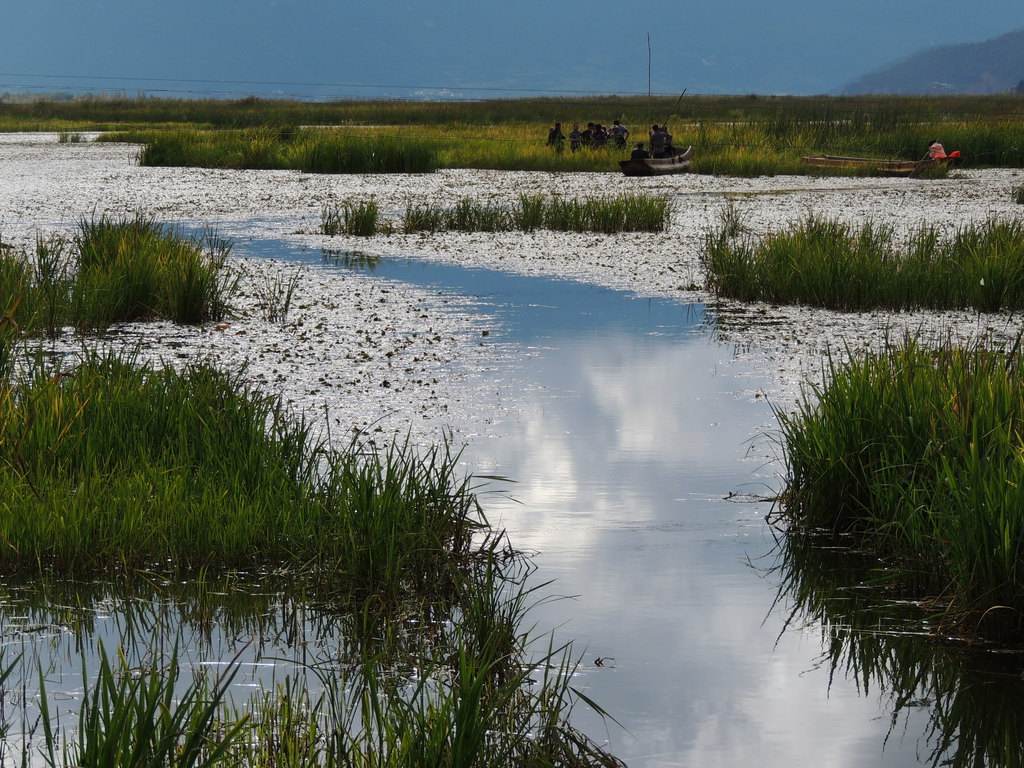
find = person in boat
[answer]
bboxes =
[547,122,565,152]
[927,139,947,160]
[569,124,582,152]
[662,126,675,157]
[650,125,667,158]
[611,120,630,148]
[631,142,650,160]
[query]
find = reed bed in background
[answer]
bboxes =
[135,127,439,173]
[103,116,1024,176]
[398,193,670,234]
[702,212,1024,311]
[0,215,236,334]
[776,337,1024,640]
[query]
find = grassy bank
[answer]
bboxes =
[321,193,670,235]
[1,215,236,333]
[703,213,1024,311]
[0,349,487,597]
[777,338,1024,640]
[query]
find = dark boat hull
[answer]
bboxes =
[619,146,694,176]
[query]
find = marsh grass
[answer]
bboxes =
[0,349,492,600]
[776,337,1024,639]
[1014,184,1024,204]
[251,268,300,323]
[703,212,1024,311]
[57,131,85,144]
[400,193,670,235]
[0,216,236,333]
[321,199,388,236]
[136,128,440,174]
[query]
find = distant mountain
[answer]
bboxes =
[842,29,1024,94]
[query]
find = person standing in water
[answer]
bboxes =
[547,122,566,152]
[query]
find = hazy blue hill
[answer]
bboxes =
[843,29,1024,94]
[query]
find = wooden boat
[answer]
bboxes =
[619,146,693,176]
[800,154,948,177]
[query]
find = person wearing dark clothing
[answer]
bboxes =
[631,143,650,160]
[569,124,582,152]
[650,125,667,158]
[611,120,630,148]
[547,122,565,152]
[593,124,609,148]
[582,123,595,148]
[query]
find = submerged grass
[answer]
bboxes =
[776,336,1024,640]
[17,567,622,767]
[0,215,236,333]
[397,193,670,234]
[0,349,487,599]
[702,212,1024,311]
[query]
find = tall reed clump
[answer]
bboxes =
[137,128,440,174]
[401,193,670,235]
[0,350,489,600]
[702,212,1024,311]
[776,337,1024,639]
[321,199,387,236]
[1014,185,1024,204]
[0,216,236,333]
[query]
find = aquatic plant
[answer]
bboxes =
[16,566,622,767]
[702,212,1024,311]
[57,131,85,144]
[321,199,385,236]
[137,128,440,174]
[0,350,491,601]
[0,216,236,333]
[399,193,670,235]
[776,336,1024,639]
[1014,184,1024,204]
[251,267,300,323]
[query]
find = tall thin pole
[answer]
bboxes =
[647,33,652,98]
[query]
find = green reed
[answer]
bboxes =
[0,349,492,600]
[0,216,236,333]
[776,336,1024,639]
[703,212,1024,311]
[135,128,440,174]
[321,199,386,236]
[399,193,669,235]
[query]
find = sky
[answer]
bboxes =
[4,0,1023,97]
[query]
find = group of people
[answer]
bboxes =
[545,121,680,159]
[546,120,631,152]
